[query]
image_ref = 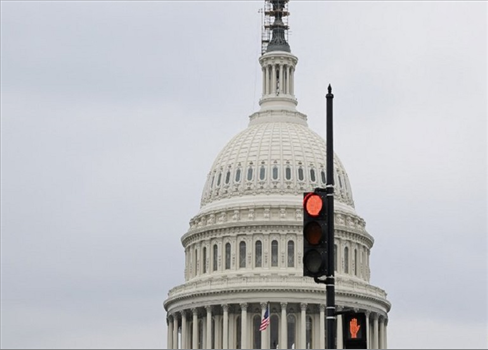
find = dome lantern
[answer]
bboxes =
[258,0,298,112]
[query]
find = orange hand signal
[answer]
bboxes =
[349,318,361,339]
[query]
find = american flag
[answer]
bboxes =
[259,307,270,331]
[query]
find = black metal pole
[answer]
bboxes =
[326,84,336,349]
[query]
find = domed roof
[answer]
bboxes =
[200,109,355,213]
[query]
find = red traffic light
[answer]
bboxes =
[302,191,327,278]
[303,193,323,217]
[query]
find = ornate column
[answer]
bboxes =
[280,303,287,350]
[373,314,379,349]
[365,312,370,349]
[284,65,289,94]
[240,303,248,349]
[286,65,291,95]
[379,317,384,349]
[215,315,222,349]
[181,312,187,349]
[271,64,277,94]
[168,316,174,349]
[192,308,198,350]
[223,305,229,349]
[290,67,294,95]
[279,64,284,94]
[261,302,269,349]
[206,306,212,349]
[262,67,266,96]
[300,303,307,349]
[265,65,270,95]
[384,318,388,349]
[319,304,325,349]
[173,314,179,349]
[336,313,343,349]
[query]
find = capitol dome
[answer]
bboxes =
[199,111,355,212]
[164,1,390,349]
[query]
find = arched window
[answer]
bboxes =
[310,168,316,182]
[225,243,231,270]
[271,240,278,267]
[217,172,222,186]
[287,314,296,349]
[225,170,231,184]
[344,247,349,274]
[306,316,313,349]
[194,248,198,276]
[260,165,266,180]
[270,314,279,349]
[298,167,304,181]
[285,166,292,180]
[213,244,218,271]
[211,174,215,188]
[338,174,343,188]
[239,241,246,268]
[334,244,337,272]
[203,247,207,274]
[255,241,262,267]
[272,165,279,180]
[354,249,358,276]
[287,240,295,267]
[236,316,242,349]
[247,166,253,181]
[253,315,262,349]
[321,169,326,185]
[235,168,241,182]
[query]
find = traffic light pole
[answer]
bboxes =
[326,85,336,349]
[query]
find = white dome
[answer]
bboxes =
[200,109,355,214]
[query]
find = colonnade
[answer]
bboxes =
[262,63,295,96]
[167,302,388,349]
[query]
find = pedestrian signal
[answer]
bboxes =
[343,312,367,349]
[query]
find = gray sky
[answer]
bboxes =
[1,1,487,349]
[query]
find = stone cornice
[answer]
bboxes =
[164,284,391,317]
[164,275,390,313]
[259,51,298,65]
[182,207,374,248]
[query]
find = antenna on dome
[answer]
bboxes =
[260,0,290,55]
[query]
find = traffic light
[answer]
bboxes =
[302,190,327,277]
[343,312,367,349]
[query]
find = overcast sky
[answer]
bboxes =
[1,1,487,349]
